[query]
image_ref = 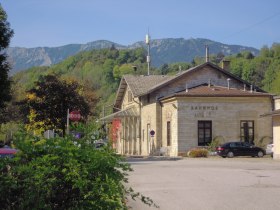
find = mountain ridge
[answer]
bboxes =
[6,38,259,74]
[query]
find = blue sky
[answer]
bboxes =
[1,0,280,49]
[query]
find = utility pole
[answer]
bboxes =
[146,33,151,76]
[66,109,70,135]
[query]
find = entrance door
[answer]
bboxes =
[240,121,254,144]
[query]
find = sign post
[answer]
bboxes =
[66,109,70,135]
[66,110,81,135]
[150,130,155,137]
[150,130,155,152]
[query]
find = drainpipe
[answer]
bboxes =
[133,97,142,154]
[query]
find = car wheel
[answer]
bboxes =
[257,151,264,158]
[227,151,234,158]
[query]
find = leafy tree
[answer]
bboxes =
[159,63,169,75]
[134,48,146,63]
[103,59,116,83]
[260,45,271,58]
[113,64,135,80]
[117,50,130,65]
[270,70,280,94]
[21,75,90,135]
[227,58,245,78]
[159,62,192,75]
[11,47,149,120]
[271,43,280,58]
[263,59,280,92]
[242,51,255,59]
[0,130,157,209]
[0,4,14,122]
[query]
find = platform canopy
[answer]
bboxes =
[99,106,139,122]
[261,109,280,117]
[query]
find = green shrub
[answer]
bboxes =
[188,148,208,158]
[208,136,224,152]
[0,130,156,209]
[255,136,272,149]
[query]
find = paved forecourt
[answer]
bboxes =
[127,157,280,210]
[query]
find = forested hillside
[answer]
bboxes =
[225,43,280,94]
[12,47,151,118]
[158,43,280,94]
[11,44,280,121]
[7,38,259,74]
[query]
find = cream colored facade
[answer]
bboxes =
[275,97,280,110]
[272,97,280,160]
[103,62,273,156]
[161,97,272,156]
[273,115,280,159]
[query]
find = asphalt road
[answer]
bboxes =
[127,157,280,210]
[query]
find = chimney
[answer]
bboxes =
[185,83,189,92]
[222,60,230,71]
[227,78,231,90]
[205,45,209,62]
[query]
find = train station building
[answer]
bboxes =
[101,62,274,156]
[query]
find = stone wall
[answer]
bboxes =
[274,97,280,110]
[273,115,280,159]
[161,96,272,155]
[116,64,273,156]
[161,99,178,156]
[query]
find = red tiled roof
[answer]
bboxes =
[171,85,272,98]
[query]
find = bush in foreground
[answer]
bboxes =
[0,131,156,209]
[188,148,208,158]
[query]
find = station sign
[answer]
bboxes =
[150,130,155,137]
[69,110,81,121]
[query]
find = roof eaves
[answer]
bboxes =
[137,63,216,97]
[206,62,265,92]
[160,91,272,102]
[132,75,174,97]
[123,75,136,97]
[138,62,266,98]
[114,77,127,108]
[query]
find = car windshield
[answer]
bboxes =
[242,142,253,147]
[229,142,242,147]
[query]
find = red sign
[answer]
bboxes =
[69,111,81,121]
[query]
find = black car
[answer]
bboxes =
[216,142,265,158]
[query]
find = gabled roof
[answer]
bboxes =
[124,74,173,96]
[114,74,173,108]
[161,84,272,101]
[114,62,266,108]
[137,62,264,97]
